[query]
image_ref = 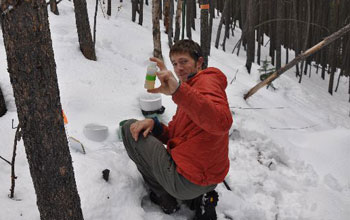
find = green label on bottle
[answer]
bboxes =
[146,75,156,81]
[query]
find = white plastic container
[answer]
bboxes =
[139,92,162,111]
[144,62,157,89]
[83,123,109,142]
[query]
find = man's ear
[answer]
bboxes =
[197,57,204,70]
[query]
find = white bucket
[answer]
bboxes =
[139,93,162,111]
[83,123,109,142]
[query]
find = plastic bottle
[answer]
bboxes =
[144,62,157,89]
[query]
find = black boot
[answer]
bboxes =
[192,190,219,220]
[149,191,180,214]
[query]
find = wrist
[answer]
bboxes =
[171,81,181,95]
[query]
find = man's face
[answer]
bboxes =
[170,53,203,82]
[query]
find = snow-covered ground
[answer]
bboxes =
[1,1,350,219]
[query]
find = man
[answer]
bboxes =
[121,39,232,219]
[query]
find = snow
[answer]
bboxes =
[1,1,350,219]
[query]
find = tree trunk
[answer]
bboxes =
[275,0,283,70]
[168,0,174,47]
[208,0,214,55]
[0,0,84,219]
[200,0,210,69]
[164,0,170,33]
[245,0,255,73]
[107,0,111,16]
[174,0,183,42]
[139,0,144,25]
[215,0,229,49]
[50,0,59,15]
[329,67,336,95]
[73,0,97,60]
[299,0,311,83]
[132,0,138,22]
[186,0,192,39]
[152,0,163,59]
[0,86,7,117]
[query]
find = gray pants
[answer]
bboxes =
[121,119,216,200]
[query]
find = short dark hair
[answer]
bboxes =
[169,39,203,62]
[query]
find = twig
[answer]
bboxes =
[0,155,11,165]
[230,69,239,84]
[69,136,86,154]
[223,180,232,191]
[270,124,317,130]
[9,124,21,199]
[230,106,285,110]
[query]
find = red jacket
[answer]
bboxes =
[156,67,233,186]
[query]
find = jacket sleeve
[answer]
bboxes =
[172,73,233,135]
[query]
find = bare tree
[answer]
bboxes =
[73,0,97,60]
[0,0,85,219]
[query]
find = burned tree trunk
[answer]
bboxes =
[0,0,84,219]
[152,0,163,59]
[0,86,7,117]
[73,0,97,60]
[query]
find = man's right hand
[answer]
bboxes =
[130,119,155,141]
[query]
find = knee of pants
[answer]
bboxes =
[121,119,137,138]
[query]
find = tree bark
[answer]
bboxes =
[0,86,7,117]
[152,0,163,59]
[244,22,350,100]
[73,0,97,60]
[200,0,210,69]
[0,0,84,219]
